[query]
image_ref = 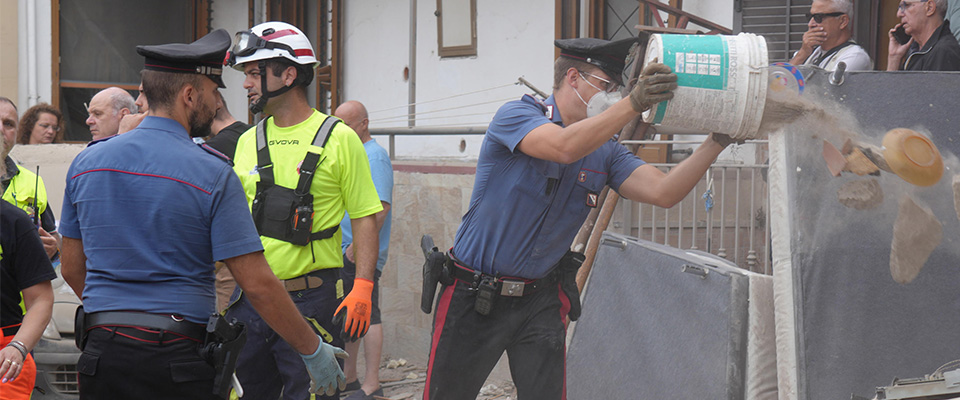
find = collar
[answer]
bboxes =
[542,95,563,126]
[912,20,951,53]
[1,156,20,182]
[134,116,192,139]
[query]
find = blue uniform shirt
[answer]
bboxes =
[452,95,645,279]
[60,116,265,323]
[341,139,393,271]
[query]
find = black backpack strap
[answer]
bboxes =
[294,116,340,195]
[255,118,274,186]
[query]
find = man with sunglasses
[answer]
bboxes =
[424,37,742,400]
[790,0,872,71]
[223,21,382,400]
[886,0,960,70]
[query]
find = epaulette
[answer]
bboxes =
[198,142,233,166]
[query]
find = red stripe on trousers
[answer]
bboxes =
[424,284,456,399]
[557,282,571,400]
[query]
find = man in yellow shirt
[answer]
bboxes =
[224,22,382,400]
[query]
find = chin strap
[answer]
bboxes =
[249,60,298,114]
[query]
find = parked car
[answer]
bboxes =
[32,265,81,399]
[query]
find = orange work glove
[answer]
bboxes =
[333,278,373,342]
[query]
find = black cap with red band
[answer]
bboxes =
[555,37,640,85]
[136,29,232,88]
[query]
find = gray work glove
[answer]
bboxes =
[299,336,349,396]
[629,62,678,113]
[710,132,745,148]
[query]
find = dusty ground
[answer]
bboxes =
[343,358,517,400]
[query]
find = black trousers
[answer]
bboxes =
[77,326,217,400]
[425,279,572,400]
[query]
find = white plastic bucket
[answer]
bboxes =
[643,33,769,140]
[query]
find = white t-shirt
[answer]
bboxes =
[802,42,873,71]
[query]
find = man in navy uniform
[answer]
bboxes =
[425,37,741,399]
[60,29,347,399]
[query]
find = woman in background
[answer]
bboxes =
[17,103,63,144]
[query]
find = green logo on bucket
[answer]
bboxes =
[653,35,729,124]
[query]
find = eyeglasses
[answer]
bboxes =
[898,0,927,11]
[805,12,845,23]
[37,123,60,132]
[578,71,621,93]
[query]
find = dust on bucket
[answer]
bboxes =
[643,33,769,140]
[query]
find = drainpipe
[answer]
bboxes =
[26,0,38,106]
[400,0,417,159]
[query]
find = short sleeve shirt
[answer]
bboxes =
[60,116,264,323]
[452,95,646,279]
[232,111,383,279]
[1,201,56,327]
[341,139,393,271]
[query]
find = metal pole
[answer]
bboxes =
[718,167,727,259]
[402,0,417,159]
[747,168,758,272]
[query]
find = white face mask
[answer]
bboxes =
[575,72,623,118]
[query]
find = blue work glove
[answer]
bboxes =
[299,335,349,396]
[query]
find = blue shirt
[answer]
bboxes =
[341,139,393,271]
[60,116,264,323]
[452,95,646,279]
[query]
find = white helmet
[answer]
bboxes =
[227,21,320,70]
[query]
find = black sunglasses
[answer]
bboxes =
[805,12,845,23]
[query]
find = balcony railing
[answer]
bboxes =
[612,162,770,274]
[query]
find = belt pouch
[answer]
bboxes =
[559,251,586,321]
[74,305,86,350]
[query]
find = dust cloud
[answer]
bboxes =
[763,86,960,283]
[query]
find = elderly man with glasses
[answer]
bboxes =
[887,0,960,70]
[790,0,873,71]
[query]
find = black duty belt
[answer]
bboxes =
[450,261,560,297]
[84,311,207,341]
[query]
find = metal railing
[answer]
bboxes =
[375,126,771,274]
[612,160,771,275]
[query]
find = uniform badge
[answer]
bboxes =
[586,191,598,208]
[578,171,587,182]
[545,105,554,119]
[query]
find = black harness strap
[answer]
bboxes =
[255,115,342,242]
[294,116,338,195]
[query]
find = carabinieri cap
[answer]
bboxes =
[555,37,640,85]
[137,29,232,88]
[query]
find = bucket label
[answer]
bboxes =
[653,35,730,125]
[661,35,728,90]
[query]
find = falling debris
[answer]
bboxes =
[837,179,883,210]
[954,175,960,222]
[890,195,942,284]
[882,128,944,187]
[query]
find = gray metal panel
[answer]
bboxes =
[567,232,749,400]
[780,68,960,400]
